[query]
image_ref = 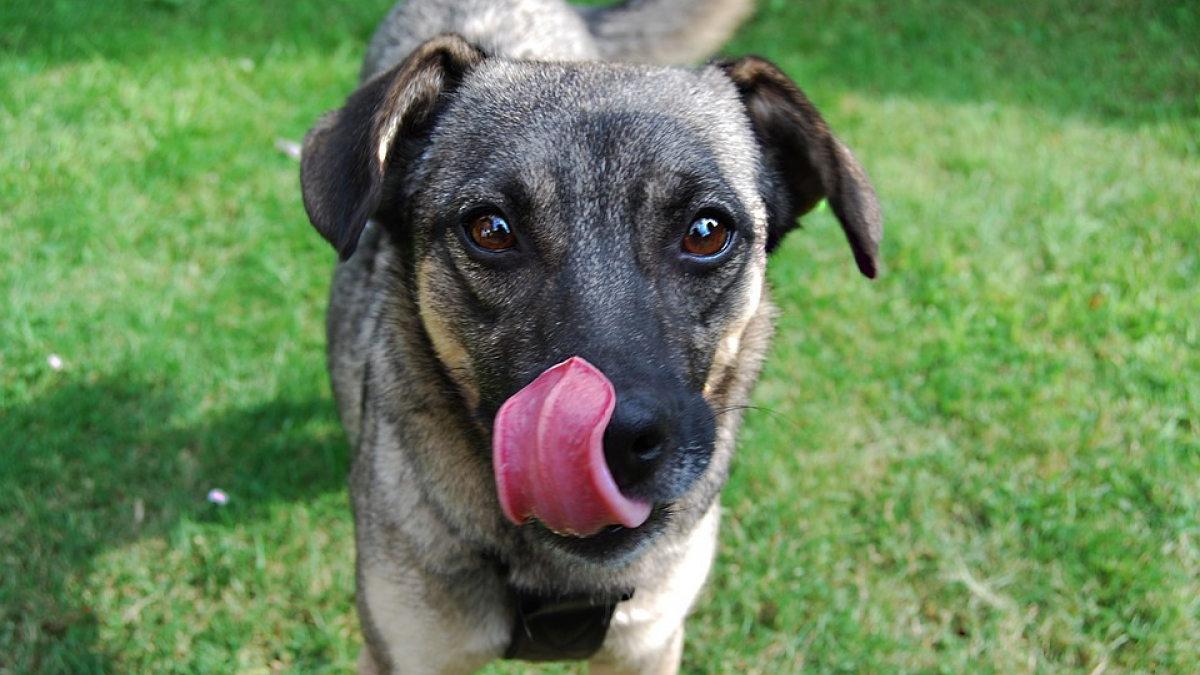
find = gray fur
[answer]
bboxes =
[362,0,757,80]
[300,1,882,673]
[363,0,597,79]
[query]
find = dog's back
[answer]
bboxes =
[361,0,757,81]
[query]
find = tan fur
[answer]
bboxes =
[592,506,720,674]
[417,259,481,411]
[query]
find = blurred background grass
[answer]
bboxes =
[1,1,1196,673]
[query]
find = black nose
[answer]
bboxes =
[603,391,671,491]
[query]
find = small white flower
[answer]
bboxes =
[207,488,229,506]
[47,354,64,370]
[274,138,302,161]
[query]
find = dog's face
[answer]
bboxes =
[409,62,770,558]
[301,36,881,565]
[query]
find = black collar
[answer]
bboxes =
[504,588,634,661]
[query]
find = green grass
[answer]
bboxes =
[2,1,1196,673]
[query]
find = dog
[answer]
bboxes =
[299,0,882,672]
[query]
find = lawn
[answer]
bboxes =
[1,1,1196,673]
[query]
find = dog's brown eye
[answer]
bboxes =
[468,214,516,251]
[682,216,730,257]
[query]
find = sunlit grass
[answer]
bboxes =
[3,1,1196,673]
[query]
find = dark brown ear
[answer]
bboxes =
[718,56,883,278]
[300,34,485,259]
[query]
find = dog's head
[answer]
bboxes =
[301,35,881,564]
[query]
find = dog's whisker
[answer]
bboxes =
[711,404,804,431]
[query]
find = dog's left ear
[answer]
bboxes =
[718,57,883,279]
[301,34,486,259]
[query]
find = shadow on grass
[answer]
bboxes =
[3,0,1196,128]
[0,0,394,65]
[1,371,347,674]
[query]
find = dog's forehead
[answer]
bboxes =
[461,60,741,118]
[431,59,765,214]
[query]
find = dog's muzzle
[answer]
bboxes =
[493,356,654,537]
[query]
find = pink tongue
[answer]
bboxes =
[493,356,653,537]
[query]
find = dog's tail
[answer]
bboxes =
[582,0,757,65]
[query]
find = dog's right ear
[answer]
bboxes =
[301,35,486,259]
